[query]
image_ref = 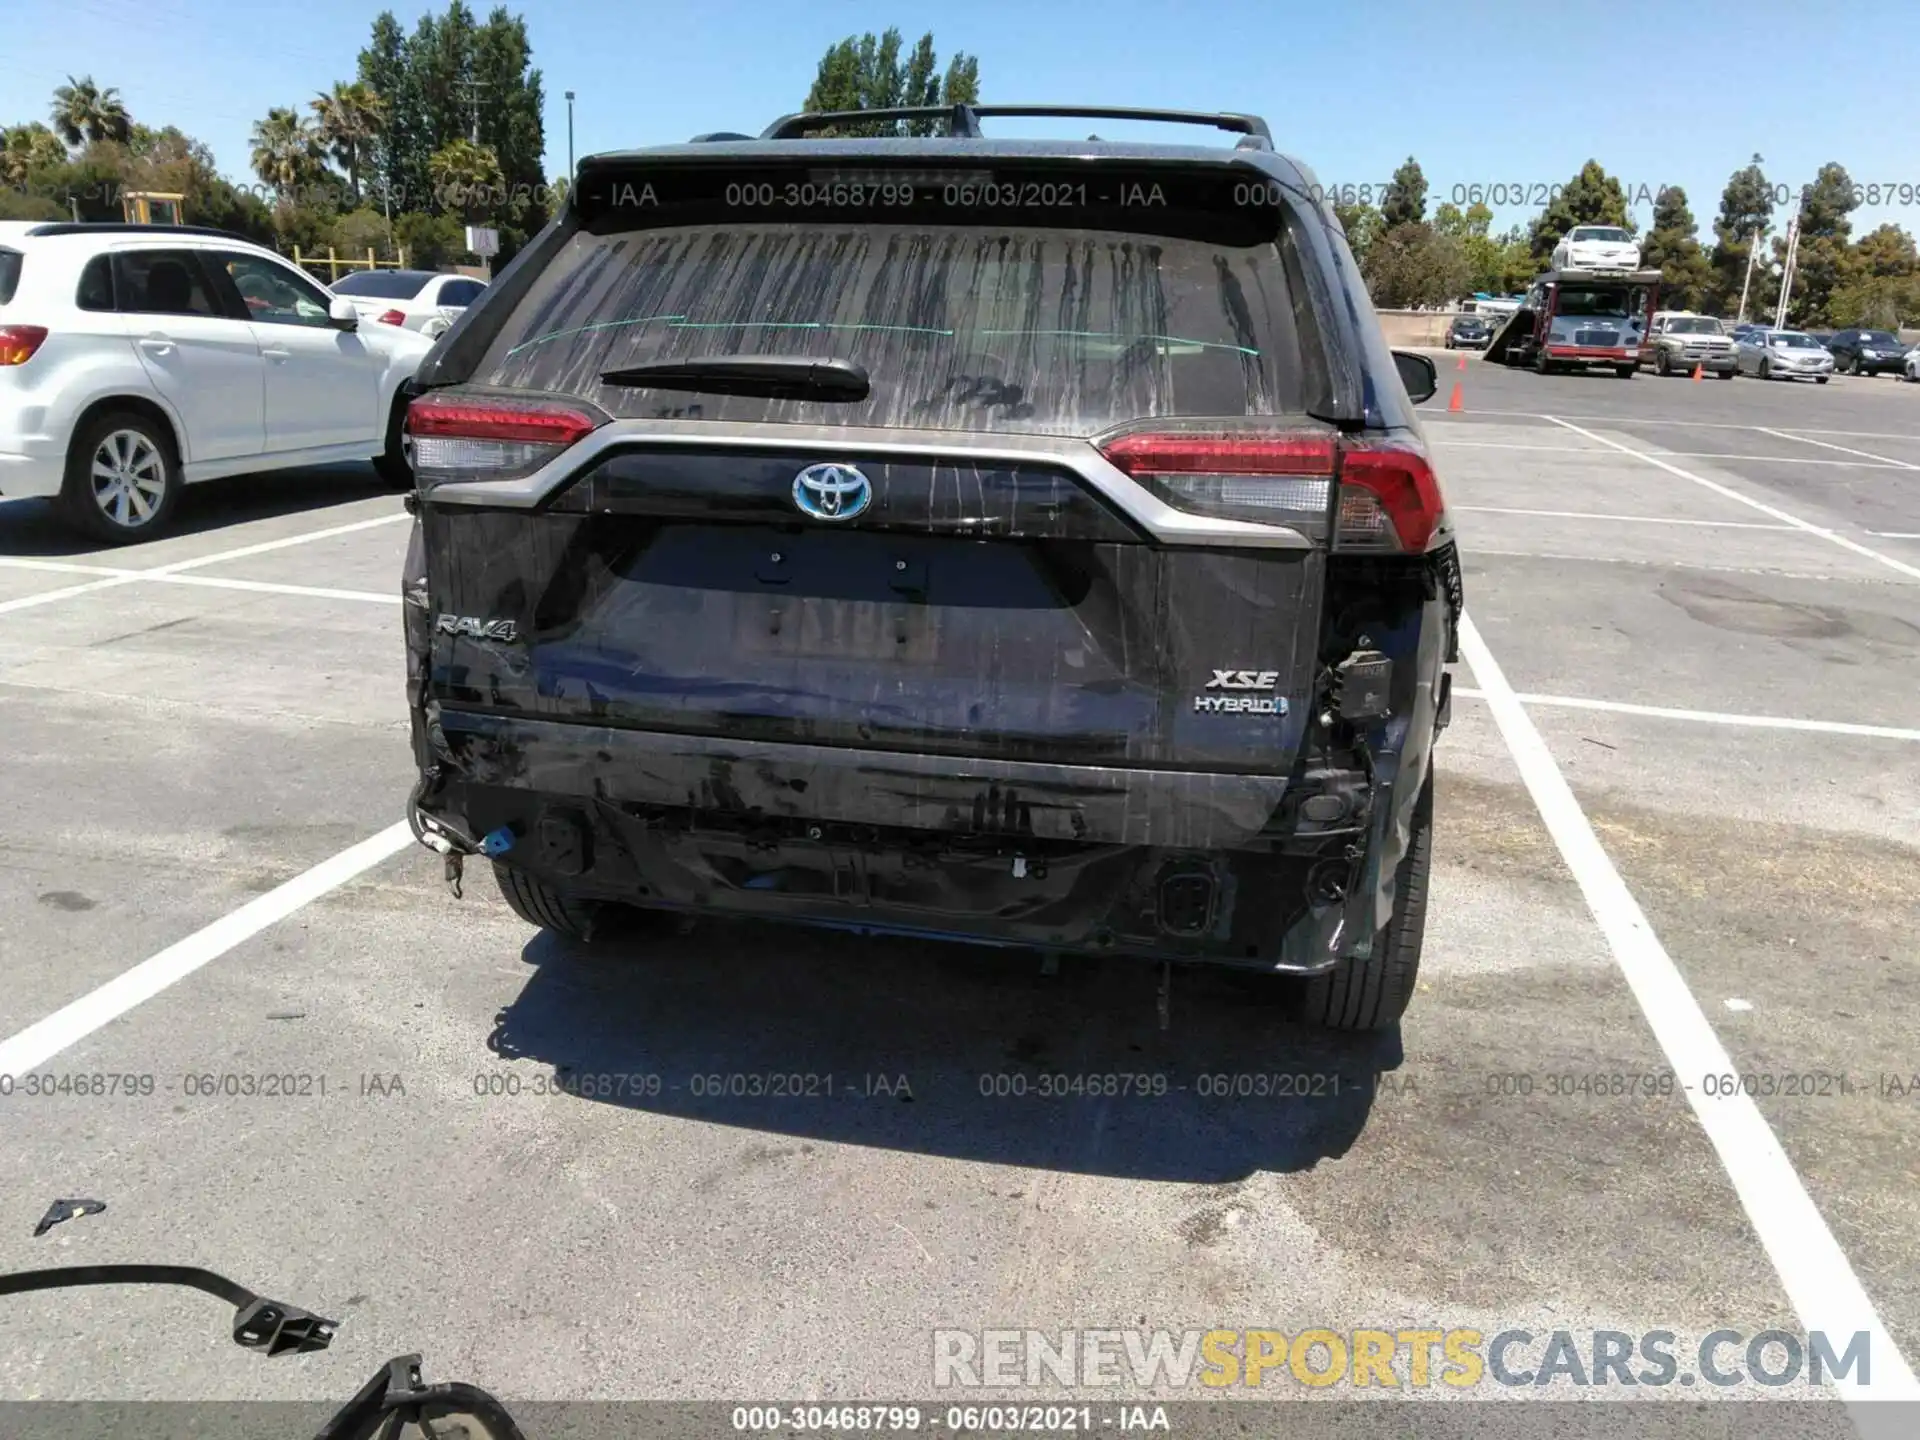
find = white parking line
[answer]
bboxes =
[1754,427,1920,470]
[1452,687,1920,742]
[1433,438,1914,469]
[1459,613,1918,1411]
[1543,418,1920,584]
[1866,531,1920,540]
[0,555,399,604]
[1430,410,1920,442]
[0,511,410,616]
[1454,506,1794,530]
[0,821,414,1078]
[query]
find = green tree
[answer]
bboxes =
[1379,157,1427,230]
[471,6,549,239]
[1529,160,1633,264]
[249,107,327,197]
[1773,162,1856,327]
[1363,222,1470,308]
[1332,201,1383,268]
[49,75,132,148]
[1705,155,1776,320]
[359,12,425,215]
[1,122,68,187]
[802,28,981,135]
[1639,186,1712,312]
[312,81,387,204]
[355,4,546,239]
[428,137,504,224]
[1432,201,1492,240]
[1825,222,1918,329]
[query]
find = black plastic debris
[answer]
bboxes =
[33,1198,106,1237]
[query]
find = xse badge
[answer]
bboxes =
[1194,668,1289,715]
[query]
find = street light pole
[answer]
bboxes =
[1735,223,1761,325]
[1774,214,1801,329]
[565,91,575,179]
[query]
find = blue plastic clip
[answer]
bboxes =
[480,827,517,857]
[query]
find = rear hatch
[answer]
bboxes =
[412,156,1425,781]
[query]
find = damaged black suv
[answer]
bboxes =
[400,104,1462,1031]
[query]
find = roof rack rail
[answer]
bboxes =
[26,221,248,242]
[759,104,1273,145]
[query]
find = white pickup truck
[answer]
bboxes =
[1642,311,1738,378]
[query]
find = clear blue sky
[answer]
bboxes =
[7,0,1920,242]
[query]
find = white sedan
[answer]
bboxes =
[331,269,488,339]
[1551,225,1642,272]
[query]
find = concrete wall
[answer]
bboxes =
[1376,310,1469,347]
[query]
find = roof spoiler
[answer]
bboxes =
[758,104,1273,146]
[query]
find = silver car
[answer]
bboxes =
[1735,329,1834,383]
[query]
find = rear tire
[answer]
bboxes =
[1615,365,1636,378]
[1816,376,1829,385]
[1717,368,1734,379]
[61,409,182,545]
[493,863,604,942]
[372,391,413,489]
[1301,778,1434,1032]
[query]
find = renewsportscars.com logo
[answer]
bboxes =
[932,1327,1875,1391]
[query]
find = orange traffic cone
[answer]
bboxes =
[1692,364,1703,381]
[1447,382,1464,412]
[1456,353,1468,371]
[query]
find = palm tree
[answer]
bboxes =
[49,75,132,148]
[428,138,504,224]
[311,81,385,206]
[248,107,325,196]
[2,122,70,187]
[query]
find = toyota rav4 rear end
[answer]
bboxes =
[399,106,1462,1031]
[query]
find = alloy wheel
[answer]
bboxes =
[91,429,167,528]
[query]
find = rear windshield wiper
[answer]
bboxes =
[598,355,870,402]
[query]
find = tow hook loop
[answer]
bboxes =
[480,827,517,858]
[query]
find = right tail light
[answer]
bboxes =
[1097,424,1447,553]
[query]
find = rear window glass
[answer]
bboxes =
[0,249,20,306]
[334,270,433,299]
[478,164,1318,435]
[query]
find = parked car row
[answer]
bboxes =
[0,221,487,542]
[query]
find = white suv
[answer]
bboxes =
[0,222,434,543]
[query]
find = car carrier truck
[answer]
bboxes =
[1484,267,1662,377]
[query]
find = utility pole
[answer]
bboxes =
[1735,222,1762,325]
[1774,213,1802,329]
[565,90,575,178]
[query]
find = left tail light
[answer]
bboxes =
[405,394,602,485]
[0,326,49,367]
[377,310,406,326]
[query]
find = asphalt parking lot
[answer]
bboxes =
[0,360,1915,1433]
